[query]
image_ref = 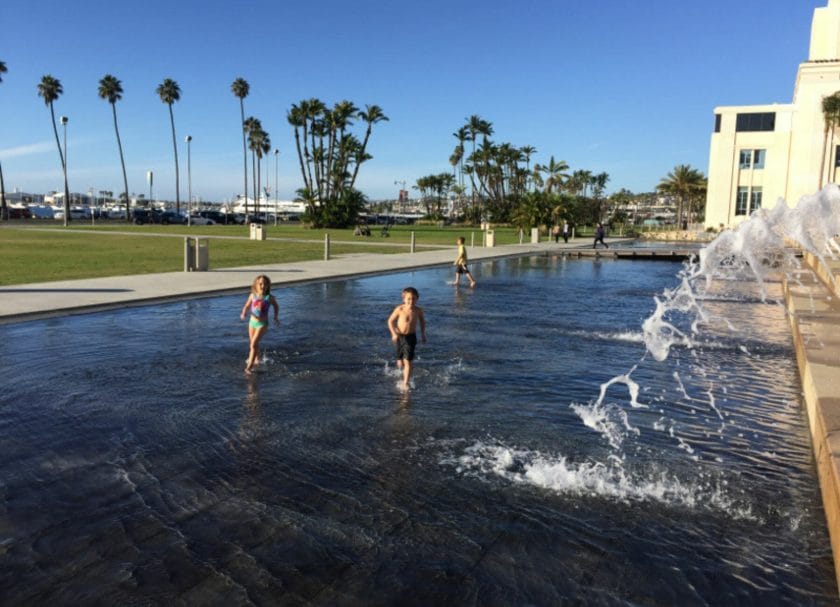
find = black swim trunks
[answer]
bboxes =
[455,263,469,274]
[395,333,418,361]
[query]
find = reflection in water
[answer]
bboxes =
[239,375,263,440]
[0,257,835,604]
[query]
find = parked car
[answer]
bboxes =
[7,207,33,219]
[160,211,186,225]
[246,215,267,224]
[198,210,231,224]
[54,208,87,220]
[131,209,162,225]
[188,214,215,225]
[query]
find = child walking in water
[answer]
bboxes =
[453,236,476,287]
[387,287,427,389]
[240,274,279,374]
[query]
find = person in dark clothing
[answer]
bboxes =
[593,223,608,249]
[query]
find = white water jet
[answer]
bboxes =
[575,185,840,452]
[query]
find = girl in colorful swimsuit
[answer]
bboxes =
[240,274,279,374]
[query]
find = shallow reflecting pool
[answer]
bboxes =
[0,255,836,605]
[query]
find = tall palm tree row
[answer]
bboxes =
[414,173,455,218]
[656,164,707,226]
[98,74,131,220]
[37,74,71,226]
[156,78,181,214]
[446,115,630,227]
[286,98,388,227]
[0,60,7,221]
[231,78,250,212]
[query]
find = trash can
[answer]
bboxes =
[531,227,540,244]
[195,238,209,271]
[250,223,266,240]
[184,236,196,271]
[485,229,495,247]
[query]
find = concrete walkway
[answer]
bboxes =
[0,240,588,324]
[784,252,840,593]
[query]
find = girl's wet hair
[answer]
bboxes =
[402,287,419,298]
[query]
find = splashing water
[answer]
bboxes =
[451,439,756,519]
[574,186,840,453]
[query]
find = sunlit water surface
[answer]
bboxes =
[0,256,836,605]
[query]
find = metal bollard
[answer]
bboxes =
[324,233,330,260]
[184,236,195,271]
[410,231,416,253]
[471,232,475,247]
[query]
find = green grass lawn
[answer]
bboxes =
[0,222,522,285]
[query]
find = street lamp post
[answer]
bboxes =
[186,135,192,227]
[274,149,279,226]
[60,115,69,227]
[147,170,153,215]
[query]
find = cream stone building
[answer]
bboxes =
[705,0,840,228]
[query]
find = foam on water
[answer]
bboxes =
[449,439,756,520]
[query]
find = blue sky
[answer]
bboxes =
[0,0,824,203]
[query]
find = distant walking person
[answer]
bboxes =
[240,274,279,374]
[562,221,570,243]
[552,224,561,243]
[593,223,608,249]
[453,236,477,287]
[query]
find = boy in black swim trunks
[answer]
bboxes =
[387,287,427,389]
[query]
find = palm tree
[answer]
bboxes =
[231,78,250,212]
[243,116,262,215]
[538,156,569,194]
[156,78,181,213]
[820,91,840,188]
[452,126,469,189]
[657,164,707,227]
[247,125,270,216]
[349,104,388,189]
[38,74,70,226]
[520,145,537,191]
[287,103,310,193]
[98,75,130,220]
[591,171,610,222]
[0,60,7,221]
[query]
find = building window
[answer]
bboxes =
[750,187,762,213]
[738,149,766,169]
[714,114,721,133]
[736,187,749,215]
[835,145,840,167]
[739,149,752,169]
[735,112,775,132]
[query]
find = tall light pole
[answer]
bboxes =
[186,135,192,227]
[147,170,153,213]
[88,186,95,225]
[60,115,69,226]
[274,148,279,226]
